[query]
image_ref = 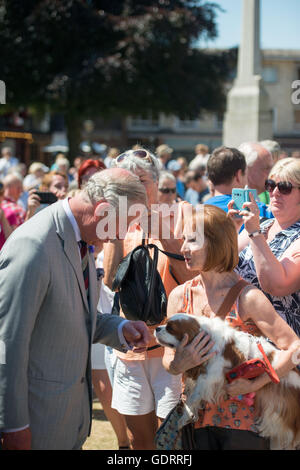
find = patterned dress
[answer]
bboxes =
[236,219,300,337]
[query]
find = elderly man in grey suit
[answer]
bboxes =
[0,168,150,450]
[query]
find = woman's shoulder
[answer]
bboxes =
[168,282,186,301]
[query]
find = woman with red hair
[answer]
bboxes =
[77,159,106,189]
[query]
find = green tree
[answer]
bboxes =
[0,0,235,158]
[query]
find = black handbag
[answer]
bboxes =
[112,242,184,326]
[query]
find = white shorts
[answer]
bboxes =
[91,342,106,370]
[111,356,182,418]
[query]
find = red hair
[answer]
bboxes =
[77,159,106,188]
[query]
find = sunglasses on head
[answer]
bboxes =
[116,149,153,165]
[265,179,300,195]
[159,187,176,194]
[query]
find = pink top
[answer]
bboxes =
[0,207,17,250]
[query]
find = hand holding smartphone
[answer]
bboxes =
[231,188,257,217]
[34,191,58,205]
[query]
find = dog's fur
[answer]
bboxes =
[154,313,300,450]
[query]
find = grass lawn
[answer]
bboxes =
[83,399,118,450]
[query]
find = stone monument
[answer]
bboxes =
[223,0,273,147]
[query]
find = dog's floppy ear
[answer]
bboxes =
[167,315,201,344]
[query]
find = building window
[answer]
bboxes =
[294,110,300,130]
[130,115,159,129]
[176,119,199,129]
[262,67,278,83]
[215,112,224,130]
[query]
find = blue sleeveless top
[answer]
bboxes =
[236,219,300,337]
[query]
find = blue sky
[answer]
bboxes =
[198,0,300,50]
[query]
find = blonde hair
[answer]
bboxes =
[269,158,300,186]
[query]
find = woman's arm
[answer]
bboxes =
[237,193,300,296]
[162,286,216,375]
[227,286,300,396]
[102,239,124,289]
[248,235,300,296]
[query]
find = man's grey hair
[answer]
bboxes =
[260,140,280,158]
[238,143,258,167]
[111,148,160,182]
[159,171,176,185]
[83,168,147,209]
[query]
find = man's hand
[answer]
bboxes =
[1,427,32,450]
[122,320,151,353]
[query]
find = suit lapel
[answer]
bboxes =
[52,201,90,314]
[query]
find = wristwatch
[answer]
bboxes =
[248,230,262,238]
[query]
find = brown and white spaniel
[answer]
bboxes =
[154,313,300,450]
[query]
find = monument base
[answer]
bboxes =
[223,75,273,148]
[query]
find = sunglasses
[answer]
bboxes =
[159,187,176,194]
[116,149,153,165]
[265,179,300,195]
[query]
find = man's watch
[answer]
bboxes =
[248,230,262,238]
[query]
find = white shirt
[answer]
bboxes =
[0,156,19,178]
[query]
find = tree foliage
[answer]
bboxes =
[0,0,236,154]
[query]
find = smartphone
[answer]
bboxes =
[232,188,257,212]
[35,191,58,205]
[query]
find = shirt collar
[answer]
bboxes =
[62,197,81,243]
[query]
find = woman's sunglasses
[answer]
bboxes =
[116,149,153,165]
[159,187,176,194]
[265,179,300,195]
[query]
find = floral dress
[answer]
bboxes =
[236,219,300,337]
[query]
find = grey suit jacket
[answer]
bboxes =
[0,201,126,449]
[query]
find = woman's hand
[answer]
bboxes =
[170,331,216,375]
[227,200,244,233]
[239,192,261,234]
[225,378,256,397]
[26,189,41,219]
[225,370,271,396]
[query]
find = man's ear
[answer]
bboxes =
[234,169,244,186]
[94,200,113,218]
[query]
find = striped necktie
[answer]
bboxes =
[79,240,89,298]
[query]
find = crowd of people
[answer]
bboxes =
[0,138,299,450]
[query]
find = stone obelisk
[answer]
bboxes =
[223,0,273,147]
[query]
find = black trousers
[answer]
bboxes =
[194,426,270,450]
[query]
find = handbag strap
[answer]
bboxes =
[143,244,159,320]
[217,279,250,319]
[145,243,184,261]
